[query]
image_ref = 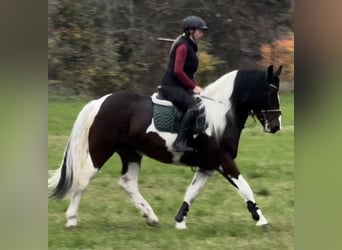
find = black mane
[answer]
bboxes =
[230,69,266,111]
[228,69,267,129]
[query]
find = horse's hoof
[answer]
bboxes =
[255,214,268,226]
[175,221,187,230]
[146,219,159,227]
[65,218,78,228]
[259,223,270,231]
[65,223,78,229]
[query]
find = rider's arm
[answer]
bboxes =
[173,44,197,90]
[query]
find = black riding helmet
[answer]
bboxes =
[182,16,208,31]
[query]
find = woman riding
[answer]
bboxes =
[159,15,208,152]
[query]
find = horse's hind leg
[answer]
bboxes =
[218,155,268,227]
[65,155,98,227]
[174,169,214,229]
[118,151,159,226]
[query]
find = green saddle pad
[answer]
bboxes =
[153,104,206,134]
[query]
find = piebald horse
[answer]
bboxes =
[49,65,282,229]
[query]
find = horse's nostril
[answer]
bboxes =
[271,126,280,133]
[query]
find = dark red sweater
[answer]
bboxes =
[174,44,197,89]
[160,36,199,90]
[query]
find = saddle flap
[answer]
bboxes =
[151,91,207,134]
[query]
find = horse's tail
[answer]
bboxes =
[48,94,111,199]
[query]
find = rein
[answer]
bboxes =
[260,109,282,113]
[200,95,227,105]
[200,83,279,105]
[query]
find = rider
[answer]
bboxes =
[159,16,207,152]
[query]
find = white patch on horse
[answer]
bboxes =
[184,170,213,204]
[278,93,282,130]
[118,162,159,225]
[201,70,237,139]
[256,210,268,226]
[145,119,184,163]
[175,219,187,230]
[231,175,256,203]
[175,170,213,229]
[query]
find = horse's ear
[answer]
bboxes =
[275,65,283,76]
[267,65,274,81]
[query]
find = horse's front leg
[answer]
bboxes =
[218,154,268,227]
[174,169,214,229]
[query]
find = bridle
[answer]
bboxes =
[268,84,278,89]
[256,109,282,123]
[256,83,282,122]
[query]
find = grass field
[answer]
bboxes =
[48,94,294,250]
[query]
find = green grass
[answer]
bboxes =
[48,94,294,250]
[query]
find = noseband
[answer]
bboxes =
[256,109,282,123]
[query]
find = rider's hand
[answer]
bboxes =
[193,86,203,94]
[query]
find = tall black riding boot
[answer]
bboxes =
[173,108,198,152]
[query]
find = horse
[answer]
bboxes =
[48,65,283,230]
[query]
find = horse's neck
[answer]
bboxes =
[220,108,249,159]
[226,107,249,131]
[202,71,237,101]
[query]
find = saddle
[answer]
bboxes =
[151,91,206,134]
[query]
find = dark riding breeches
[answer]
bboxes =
[159,86,197,112]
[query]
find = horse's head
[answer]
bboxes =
[255,65,283,134]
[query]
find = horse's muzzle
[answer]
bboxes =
[264,121,281,134]
[270,125,280,133]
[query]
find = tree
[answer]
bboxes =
[49,0,294,96]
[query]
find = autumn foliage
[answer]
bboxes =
[196,42,224,85]
[259,33,294,82]
[49,0,293,96]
